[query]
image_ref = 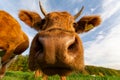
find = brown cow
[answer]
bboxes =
[19,2,101,80]
[0,10,29,78]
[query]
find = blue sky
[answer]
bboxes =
[0,0,120,69]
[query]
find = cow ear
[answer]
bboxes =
[19,10,42,31]
[74,15,101,33]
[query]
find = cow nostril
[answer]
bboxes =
[68,38,78,53]
[68,42,76,51]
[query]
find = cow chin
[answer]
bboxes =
[36,61,84,76]
[40,66,73,76]
[36,55,84,76]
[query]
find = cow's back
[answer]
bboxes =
[0,10,25,50]
[0,10,29,78]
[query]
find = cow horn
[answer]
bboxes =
[39,1,47,16]
[74,6,84,20]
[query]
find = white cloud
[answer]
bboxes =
[84,0,120,69]
[90,8,96,12]
[101,0,120,21]
[85,22,120,69]
[74,8,79,14]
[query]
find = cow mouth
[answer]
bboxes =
[43,66,72,70]
[41,66,73,75]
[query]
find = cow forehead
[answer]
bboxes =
[42,12,75,31]
[46,12,74,21]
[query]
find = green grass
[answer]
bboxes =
[3,71,34,80]
[2,71,120,80]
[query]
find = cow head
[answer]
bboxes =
[19,2,101,76]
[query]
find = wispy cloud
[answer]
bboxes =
[84,0,120,69]
[101,0,120,21]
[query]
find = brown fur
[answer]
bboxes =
[19,9,101,80]
[0,10,29,78]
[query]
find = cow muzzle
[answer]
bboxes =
[37,34,76,64]
[29,30,84,75]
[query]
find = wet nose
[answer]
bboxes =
[37,34,78,64]
[38,37,56,64]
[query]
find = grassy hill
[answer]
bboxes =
[84,65,120,77]
[5,55,120,79]
[3,65,120,80]
[2,71,120,80]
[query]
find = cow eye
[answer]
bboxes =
[73,22,78,27]
[41,19,46,25]
[34,22,41,27]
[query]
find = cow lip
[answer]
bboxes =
[44,67,71,69]
[41,66,73,75]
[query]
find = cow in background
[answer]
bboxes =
[0,10,29,78]
[19,2,101,80]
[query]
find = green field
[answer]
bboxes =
[2,71,120,80]
[5,55,120,80]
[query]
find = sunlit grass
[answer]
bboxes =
[2,71,120,80]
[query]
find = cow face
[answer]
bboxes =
[19,2,101,76]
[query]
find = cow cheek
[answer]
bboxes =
[67,36,84,71]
